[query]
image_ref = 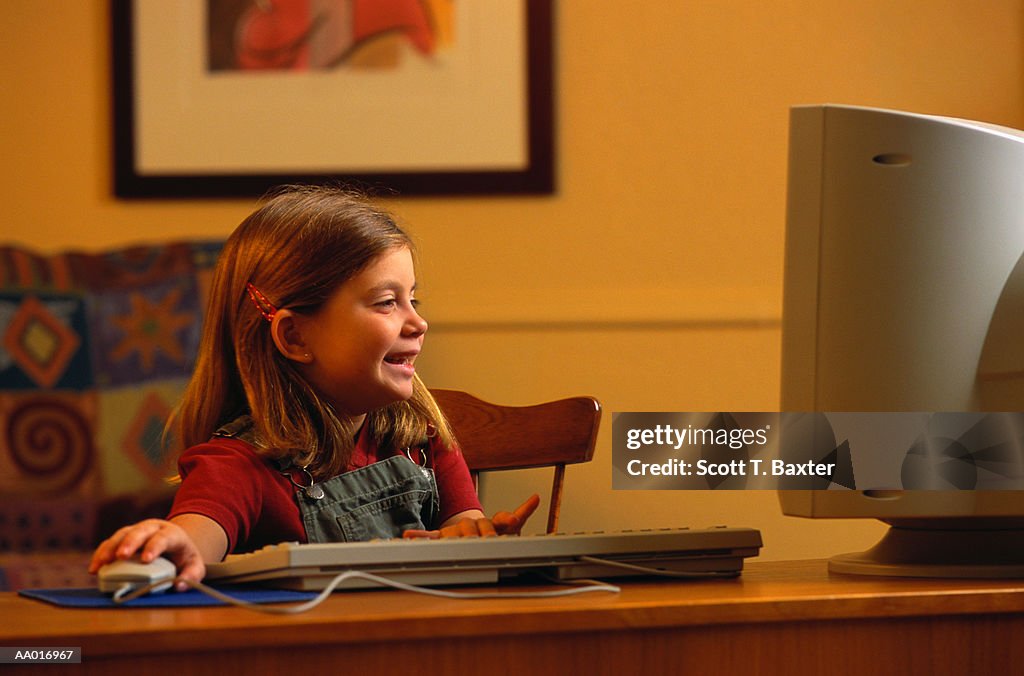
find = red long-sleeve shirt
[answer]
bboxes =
[168,429,481,553]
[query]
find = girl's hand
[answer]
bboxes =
[88,518,206,592]
[402,494,541,539]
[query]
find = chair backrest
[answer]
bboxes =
[430,389,602,534]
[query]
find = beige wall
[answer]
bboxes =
[3,1,1023,560]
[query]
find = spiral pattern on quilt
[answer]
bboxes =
[6,399,93,493]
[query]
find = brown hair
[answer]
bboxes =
[175,185,452,479]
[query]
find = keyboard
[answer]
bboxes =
[205,526,763,591]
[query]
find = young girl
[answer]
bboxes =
[89,186,538,591]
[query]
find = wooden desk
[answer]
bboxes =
[2,559,1024,675]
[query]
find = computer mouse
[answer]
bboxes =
[97,555,177,595]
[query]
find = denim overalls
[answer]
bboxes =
[214,416,439,543]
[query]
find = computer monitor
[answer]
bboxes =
[779,104,1024,577]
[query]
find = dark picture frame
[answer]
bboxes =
[111,0,554,198]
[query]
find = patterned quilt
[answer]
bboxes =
[0,241,221,572]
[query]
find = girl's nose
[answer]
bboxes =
[406,308,428,336]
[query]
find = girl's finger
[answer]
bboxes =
[513,494,541,522]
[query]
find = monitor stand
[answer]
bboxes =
[828,517,1024,578]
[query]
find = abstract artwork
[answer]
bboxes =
[113,0,554,197]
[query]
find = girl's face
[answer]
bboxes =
[296,246,427,417]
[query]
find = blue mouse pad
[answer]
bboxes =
[19,586,318,608]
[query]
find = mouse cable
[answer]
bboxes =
[113,570,621,614]
[112,582,148,603]
[576,555,741,579]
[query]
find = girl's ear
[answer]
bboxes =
[269,309,314,363]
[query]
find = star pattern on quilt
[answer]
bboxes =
[108,289,195,372]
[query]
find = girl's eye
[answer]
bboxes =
[374,297,418,311]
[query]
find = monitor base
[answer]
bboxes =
[828,524,1024,578]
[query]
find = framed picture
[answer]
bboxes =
[112,0,554,198]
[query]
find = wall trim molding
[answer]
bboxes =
[424,285,782,330]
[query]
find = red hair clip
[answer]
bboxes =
[245,282,278,322]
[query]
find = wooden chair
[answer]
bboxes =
[430,389,602,534]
